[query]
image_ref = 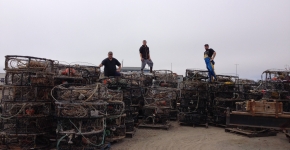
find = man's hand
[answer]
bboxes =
[148,58,151,61]
[117,68,120,72]
[141,58,144,61]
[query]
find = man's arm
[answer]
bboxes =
[139,47,143,61]
[212,52,216,60]
[116,59,121,72]
[99,59,105,67]
[117,65,121,72]
[140,53,143,61]
[148,48,151,60]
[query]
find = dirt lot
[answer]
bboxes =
[112,122,290,150]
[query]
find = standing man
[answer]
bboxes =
[204,44,217,82]
[139,40,153,73]
[99,51,121,77]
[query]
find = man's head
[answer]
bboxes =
[108,51,113,59]
[204,44,209,50]
[143,40,147,45]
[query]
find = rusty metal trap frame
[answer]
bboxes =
[54,101,107,118]
[1,85,52,102]
[5,71,54,86]
[122,86,144,106]
[141,105,171,125]
[51,83,114,102]
[152,70,178,88]
[101,76,144,120]
[105,125,126,142]
[178,79,209,126]
[140,73,154,87]
[122,86,144,123]
[121,72,154,87]
[53,63,101,84]
[106,101,125,116]
[56,118,105,135]
[185,69,209,81]
[4,55,55,73]
[153,70,177,82]
[52,83,124,116]
[237,79,263,100]
[259,70,290,96]
[179,80,208,90]
[56,126,106,150]
[178,111,208,127]
[211,75,243,100]
[124,119,135,132]
[0,134,51,150]
[101,76,143,90]
[143,87,178,108]
[0,117,52,135]
[206,75,246,125]
[179,80,209,106]
[142,87,179,125]
[105,114,126,142]
[1,102,51,117]
[257,70,290,111]
[209,98,246,126]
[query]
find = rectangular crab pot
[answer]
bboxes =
[1,86,52,102]
[4,55,54,73]
[2,117,52,135]
[55,101,107,118]
[1,102,51,117]
[5,71,54,86]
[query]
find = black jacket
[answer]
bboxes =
[101,58,121,76]
[139,45,150,59]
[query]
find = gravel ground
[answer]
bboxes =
[111,121,290,150]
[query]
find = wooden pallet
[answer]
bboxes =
[179,122,209,128]
[209,122,226,128]
[106,136,126,143]
[225,128,277,137]
[0,145,21,150]
[138,122,171,130]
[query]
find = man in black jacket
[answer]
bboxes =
[99,51,121,77]
[139,40,153,73]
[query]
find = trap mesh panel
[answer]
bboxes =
[5,55,54,72]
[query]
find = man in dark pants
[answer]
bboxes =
[99,51,121,77]
[139,40,153,73]
[204,44,217,82]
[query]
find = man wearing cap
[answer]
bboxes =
[204,44,217,82]
[139,40,153,73]
[99,51,121,77]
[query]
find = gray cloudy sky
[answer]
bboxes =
[0,0,289,80]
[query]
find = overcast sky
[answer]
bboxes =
[0,0,289,80]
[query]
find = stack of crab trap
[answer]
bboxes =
[51,61,120,150]
[136,70,178,130]
[153,70,179,121]
[106,74,145,138]
[52,83,110,149]
[53,63,101,85]
[177,69,209,128]
[0,55,55,149]
[208,74,245,126]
